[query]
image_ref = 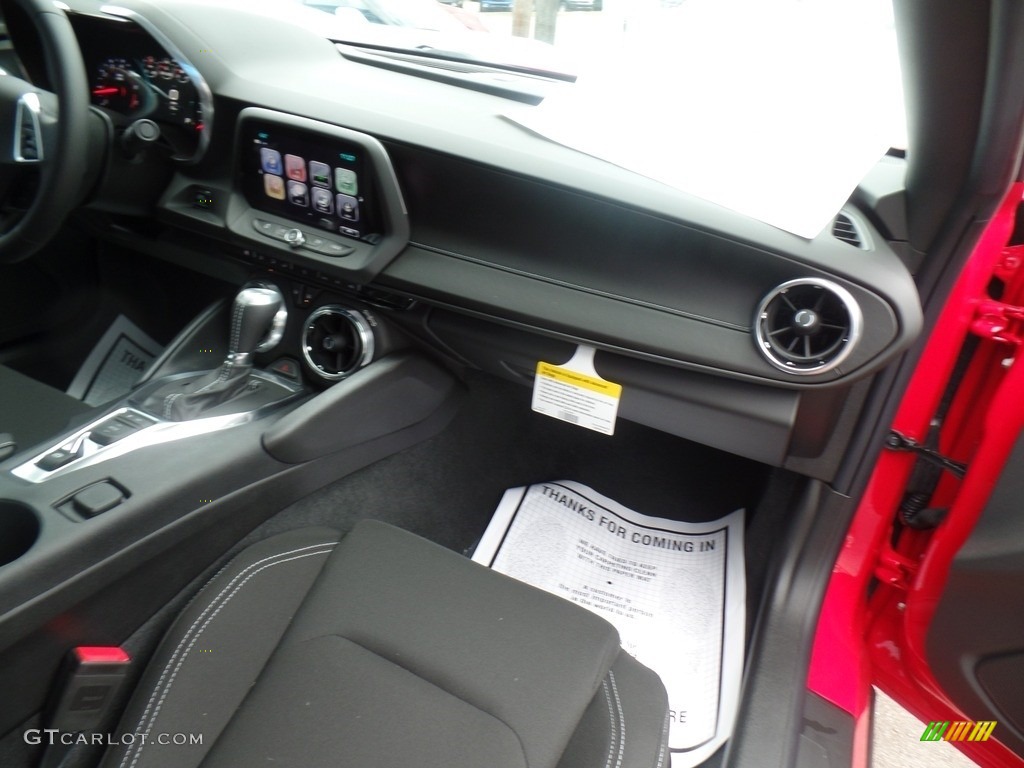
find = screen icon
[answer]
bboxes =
[260,147,283,175]
[336,194,359,222]
[288,181,309,207]
[285,154,307,182]
[309,161,331,188]
[264,174,285,200]
[311,187,333,214]
[335,168,358,196]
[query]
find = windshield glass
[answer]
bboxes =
[288,0,904,147]
[268,0,905,237]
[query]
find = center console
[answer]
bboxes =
[0,277,464,736]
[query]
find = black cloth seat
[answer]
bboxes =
[0,365,92,455]
[100,520,669,768]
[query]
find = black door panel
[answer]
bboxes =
[927,432,1024,756]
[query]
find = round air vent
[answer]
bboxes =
[301,306,375,381]
[754,278,862,375]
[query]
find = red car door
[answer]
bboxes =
[810,180,1024,768]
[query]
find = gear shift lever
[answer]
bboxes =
[141,287,285,421]
[227,287,285,366]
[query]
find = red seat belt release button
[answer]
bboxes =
[46,646,132,733]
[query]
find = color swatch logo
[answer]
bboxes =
[920,721,997,742]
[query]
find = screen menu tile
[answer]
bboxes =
[246,125,374,241]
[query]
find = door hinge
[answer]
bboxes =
[994,244,1024,281]
[875,546,918,590]
[886,430,967,479]
[971,298,1024,344]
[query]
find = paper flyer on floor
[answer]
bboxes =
[67,315,163,406]
[473,480,745,768]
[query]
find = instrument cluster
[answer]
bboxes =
[91,54,204,130]
[70,11,210,161]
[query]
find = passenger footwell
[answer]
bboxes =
[473,480,745,768]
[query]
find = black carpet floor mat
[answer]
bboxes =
[245,370,773,554]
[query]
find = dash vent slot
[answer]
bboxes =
[832,213,865,248]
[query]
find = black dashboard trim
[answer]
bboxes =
[407,240,751,332]
[379,244,902,388]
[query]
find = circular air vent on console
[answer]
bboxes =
[754,278,862,375]
[301,306,375,381]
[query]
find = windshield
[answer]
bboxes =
[305,0,469,31]
[288,0,904,145]
[266,0,906,237]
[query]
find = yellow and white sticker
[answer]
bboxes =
[531,345,622,435]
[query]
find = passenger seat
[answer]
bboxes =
[0,366,92,458]
[99,520,670,768]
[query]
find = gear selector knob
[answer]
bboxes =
[230,287,284,364]
[139,285,288,421]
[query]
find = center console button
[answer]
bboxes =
[117,411,157,430]
[91,419,139,446]
[90,412,156,446]
[305,239,354,257]
[71,482,126,518]
[36,447,79,471]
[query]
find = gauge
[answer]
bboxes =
[142,55,158,80]
[156,57,175,80]
[92,57,154,117]
[174,63,190,84]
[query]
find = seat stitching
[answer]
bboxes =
[120,545,335,768]
[602,679,617,768]
[174,556,236,614]
[324,634,531,768]
[655,709,670,768]
[608,669,625,768]
[118,543,335,768]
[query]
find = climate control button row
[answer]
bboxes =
[252,219,354,258]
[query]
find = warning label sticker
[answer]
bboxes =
[531,347,621,435]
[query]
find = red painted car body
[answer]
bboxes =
[811,182,1024,767]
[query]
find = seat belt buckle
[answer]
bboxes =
[45,646,132,733]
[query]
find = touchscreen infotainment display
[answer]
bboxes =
[241,122,378,241]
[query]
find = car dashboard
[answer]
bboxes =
[0,3,937,762]
[18,0,921,473]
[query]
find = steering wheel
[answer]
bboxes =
[0,0,90,263]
